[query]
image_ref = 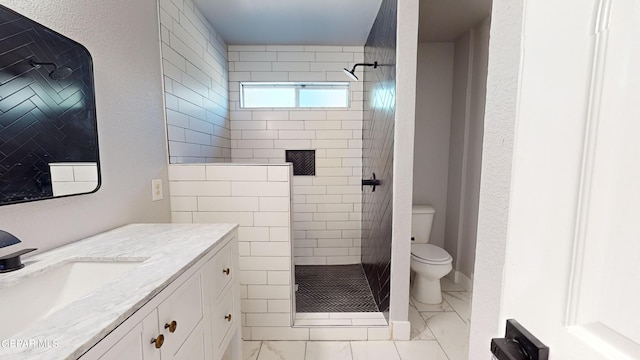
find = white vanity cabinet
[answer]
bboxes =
[97,310,161,360]
[82,231,240,360]
[157,270,210,360]
[204,241,240,355]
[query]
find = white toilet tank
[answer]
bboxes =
[411,205,435,244]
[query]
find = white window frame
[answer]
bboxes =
[240,82,350,109]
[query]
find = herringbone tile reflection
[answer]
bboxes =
[0,6,97,202]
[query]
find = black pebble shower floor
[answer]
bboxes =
[295,264,379,313]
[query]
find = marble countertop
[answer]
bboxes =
[0,223,237,360]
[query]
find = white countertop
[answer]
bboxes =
[0,223,237,360]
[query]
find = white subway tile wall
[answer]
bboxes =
[159,0,231,163]
[228,45,364,265]
[169,163,294,340]
[49,163,99,197]
[169,164,389,341]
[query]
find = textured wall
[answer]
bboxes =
[0,0,170,255]
[159,0,231,163]
[226,45,364,266]
[361,0,397,313]
[468,0,523,356]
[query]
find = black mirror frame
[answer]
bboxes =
[0,4,101,206]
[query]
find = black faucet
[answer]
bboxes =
[0,230,37,273]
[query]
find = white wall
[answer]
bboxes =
[444,32,471,271]
[458,17,489,279]
[468,0,523,356]
[227,45,364,266]
[413,18,489,283]
[159,0,231,163]
[389,0,419,339]
[444,18,490,283]
[0,0,170,254]
[412,42,454,249]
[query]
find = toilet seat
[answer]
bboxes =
[411,244,452,264]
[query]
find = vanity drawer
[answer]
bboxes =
[211,289,235,351]
[157,271,205,358]
[211,241,234,300]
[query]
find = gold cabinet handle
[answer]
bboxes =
[164,320,177,333]
[222,268,230,275]
[225,314,232,322]
[151,334,164,349]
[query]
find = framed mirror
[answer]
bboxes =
[0,4,100,205]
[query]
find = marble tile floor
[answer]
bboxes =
[243,278,471,360]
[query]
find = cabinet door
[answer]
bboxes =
[158,271,206,358]
[99,310,160,360]
[211,242,234,301]
[211,289,235,352]
[172,320,209,360]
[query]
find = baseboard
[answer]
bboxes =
[453,271,473,292]
[390,320,410,340]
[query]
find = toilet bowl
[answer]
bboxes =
[411,244,452,304]
[411,205,453,304]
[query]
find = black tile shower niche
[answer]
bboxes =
[286,150,315,176]
[0,4,100,205]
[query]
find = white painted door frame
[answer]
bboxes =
[471,0,640,358]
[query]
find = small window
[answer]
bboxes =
[241,82,349,108]
[242,87,296,108]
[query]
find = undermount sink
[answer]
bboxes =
[0,261,143,339]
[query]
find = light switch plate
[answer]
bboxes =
[152,179,163,201]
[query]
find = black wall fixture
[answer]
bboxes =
[0,4,100,205]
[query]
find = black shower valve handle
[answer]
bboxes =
[361,173,381,192]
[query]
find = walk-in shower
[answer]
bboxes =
[294,0,397,320]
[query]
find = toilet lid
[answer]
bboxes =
[411,244,452,263]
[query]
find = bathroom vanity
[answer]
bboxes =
[0,224,240,360]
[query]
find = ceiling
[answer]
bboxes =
[194,0,384,45]
[419,0,493,42]
[193,0,492,46]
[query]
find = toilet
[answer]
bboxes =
[411,205,453,304]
